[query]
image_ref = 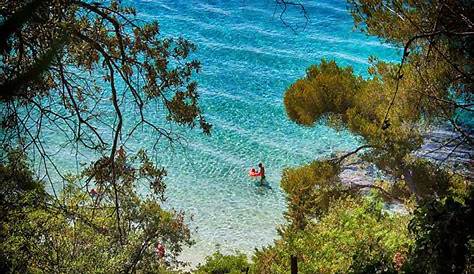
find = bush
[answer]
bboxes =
[196,251,250,274]
[252,196,411,274]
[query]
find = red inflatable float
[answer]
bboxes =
[249,168,261,177]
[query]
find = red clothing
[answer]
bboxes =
[156,243,165,258]
[90,188,98,197]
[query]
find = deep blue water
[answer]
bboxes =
[43,0,400,265]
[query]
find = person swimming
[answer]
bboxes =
[249,163,268,187]
[258,162,265,185]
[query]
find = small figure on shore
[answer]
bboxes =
[156,242,165,259]
[89,188,98,198]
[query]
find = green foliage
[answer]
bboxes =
[282,0,473,201]
[399,157,470,199]
[288,60,421,129]
[1,0,212,272]
[252,196,411,274]
[0,149,46,209]
[375,157,471,202]
[1,0,211,161]
[349,0,474,59]
[264,1,473,273]
[0,150,192,273]
[0,150,47,273]
[284,59,428,165]
[346,0,472,131]
[282,56,470,203]
[284,59,361,126]
[280,160,351,230]
[403,188,474,274]
[1,1,472,273]
[196,251,250,274]
[0,0,210,133]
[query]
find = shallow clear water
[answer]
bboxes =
[47,0,401,265]
[122,0,400,264]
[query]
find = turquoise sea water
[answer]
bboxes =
[124,0,400,264]
[42,0,400,265]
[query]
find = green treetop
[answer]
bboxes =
[269,0,473,273]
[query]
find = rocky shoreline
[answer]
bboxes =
[338,125,472,194]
